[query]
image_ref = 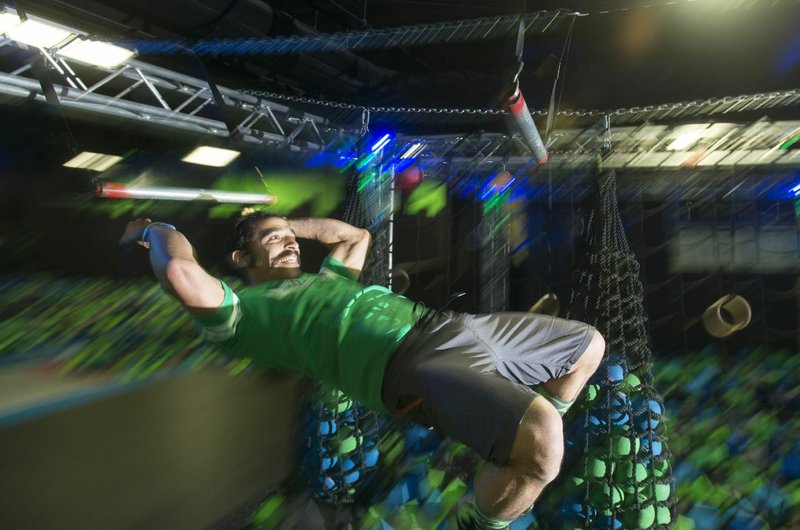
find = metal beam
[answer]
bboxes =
[398,119,800,172]
[120,10,574,57]
[0,41,360,151]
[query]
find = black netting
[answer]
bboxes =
[299,165,394,505]
[535,170,677,529]
[343,165,392,287]
[299,389,386,505]
[569,172,652,374]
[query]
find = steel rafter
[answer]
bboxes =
[0,41,359,151]
[396,118,800,174]
[120,10,573,57]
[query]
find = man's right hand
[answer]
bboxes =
[119,218,152,248]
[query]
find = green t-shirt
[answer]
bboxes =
[195,256,427,412]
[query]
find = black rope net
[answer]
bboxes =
[299,164,393,505]
[342,165,392,287]
[536,170,677,529]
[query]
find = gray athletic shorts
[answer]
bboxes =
[381,311,595,466]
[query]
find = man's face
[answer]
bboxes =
[247,217,301,273]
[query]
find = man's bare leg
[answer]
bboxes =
[471,396,564,522]
[459,331,605,528]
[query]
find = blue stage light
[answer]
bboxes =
[370,133,392,152]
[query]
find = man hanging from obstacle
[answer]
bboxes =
[119,212,604,530]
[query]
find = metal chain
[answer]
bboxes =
[243,88,800,119]
[242,89,506,115]
[606,89,800,117]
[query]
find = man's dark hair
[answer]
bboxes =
[224,211,283,255]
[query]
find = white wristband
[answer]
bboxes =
[141,222,176,244]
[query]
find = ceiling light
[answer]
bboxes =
[181,146,241,167]
[0,12,22,34]
[63,151,123,172]
[58,39,136,68]
[96,182,276,204]
[667,131,703,151]
[666,124,709,151]
[6,19,74,48]
[400,142,424,159]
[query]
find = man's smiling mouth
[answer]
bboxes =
[277,252,299,264]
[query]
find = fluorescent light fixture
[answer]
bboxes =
[0,12,22,34]
[58,39,136,68]
[666,124,709,151]
[667,131,703,151]
[63,151,123,171]
[96,182,276,204]
[400,142,425,159]
[7,19,73,48]
[181,146,241,167]
[790,183,800,195]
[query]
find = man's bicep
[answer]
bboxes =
[327,230,371,276]
[163,258,225,313]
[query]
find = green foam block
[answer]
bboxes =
[656,506,672,525]
[612,437,641,456]
[589,458,607,478]
[655,483,671,502]
[638,505,655,528]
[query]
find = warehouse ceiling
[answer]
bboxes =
[0,0,798,279]
[0,0,797,209]
[14,0,800,134]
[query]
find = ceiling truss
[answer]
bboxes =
[0,24,798,191]
[399,118,800,173]
[121,10,572,57]
[0,38,352,151]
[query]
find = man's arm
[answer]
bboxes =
[287,218,371,274]
[120,219,224,314]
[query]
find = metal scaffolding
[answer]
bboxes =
[0,14,798,205]
[0,38,359,151]
[396,118,800,172]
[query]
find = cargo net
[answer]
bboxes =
[299,165,394,505]
[538,171,677,529]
